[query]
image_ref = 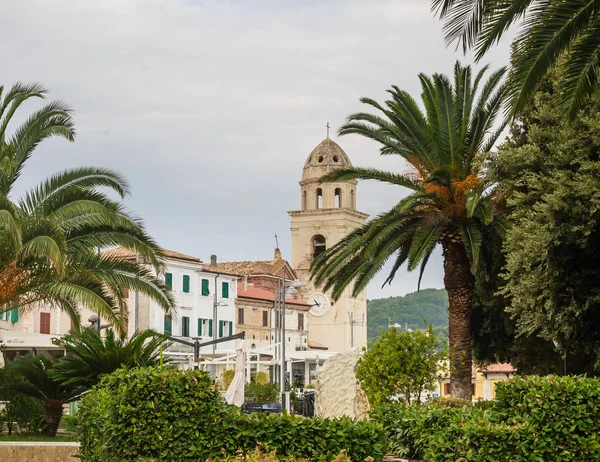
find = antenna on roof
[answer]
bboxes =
[274,233,279,248]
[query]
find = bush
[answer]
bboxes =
[245,381,279,403]
[221,369,235,390]
[428,396,471,408]
[376,375,600,462]
[78,367,384,462]
[61,414,78,433]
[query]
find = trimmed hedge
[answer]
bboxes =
[77,367,383,462]
[372,375,600,462]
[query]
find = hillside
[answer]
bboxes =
[367,288,448,342]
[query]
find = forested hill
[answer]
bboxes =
[367,288,448,342]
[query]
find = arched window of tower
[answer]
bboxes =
[312,235,326,259]
[335,188,342,208]
[302,190,307,210]
[350,189,355,209]
[316,188,323,209]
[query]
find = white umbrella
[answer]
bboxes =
[224,340,246,406]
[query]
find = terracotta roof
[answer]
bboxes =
[211,259,294,277]
[201,266,243,277]
[308,340,328,350]
[102,246,201,264]
[480,363,516,373]
[237,286,310,309]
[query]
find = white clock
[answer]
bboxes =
[308,293,330,317]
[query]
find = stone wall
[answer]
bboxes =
[0,442,79,461]
[315,347,369,419]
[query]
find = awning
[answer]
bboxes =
[0,329,63,349]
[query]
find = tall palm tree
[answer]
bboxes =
[0,83,174,333]
[432,0,600,119]
[50,327,170,390]
[5,355,86,436]
[311,62,506,398]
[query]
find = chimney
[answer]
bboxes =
[274,248,282,260]
[242,275,248,291]
[210,254,217,267]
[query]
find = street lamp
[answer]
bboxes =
[276,276,303,412]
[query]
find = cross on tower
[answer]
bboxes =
[274,233,279,248]
[326,122,330,138]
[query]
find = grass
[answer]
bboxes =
[0,434,78,442]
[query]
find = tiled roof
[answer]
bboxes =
[308,340,329,350]
[211,259,294,277]
[480,363,516,373]
[102,246,201,264]
[237,286,310,309]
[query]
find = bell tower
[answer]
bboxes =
[288,136,369,352]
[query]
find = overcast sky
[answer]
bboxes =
[2,0,511,299]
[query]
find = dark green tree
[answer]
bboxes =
[50,328,170,390]
[312,62,506,399]
[476,68,600,373]
[433,0,600,118]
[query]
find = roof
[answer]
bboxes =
[480,363,516,373]
[211,259,295,279]
[237,286,310,309]
[302,138,353,182]
[308,339,329,350]
[200,266,244,277]
[102,247,201,264]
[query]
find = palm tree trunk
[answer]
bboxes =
[43,400,64,436]
[442,240,475,400]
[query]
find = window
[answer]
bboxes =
[350,189,355,209]
[201,279,210,296]
[181,316,190,337]
[40,313,51,334]
[218,320,224,338]
[222,281,229,299]
[262,310,269,327]
[312,235,326,259]
[302,190,307,210]
[443,383,450,395]
[10,309,18,323]
[316,188,323,209]
[208,319,213,337]
[471,383,476,397]
[298,313,304,331]
[182,275,190,293]
[164,315,172,335]
[238,308,245,325]
[198,318,204,336]
[335,188,342,208]
[165,272,173,289]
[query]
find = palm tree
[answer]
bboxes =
[0,83,174,333]
[5,355,86,436]
[432,0,600,119]
[311,62,506,399]
[50,327,170,390]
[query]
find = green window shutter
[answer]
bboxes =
[165,273,173,289]
[0,311,4,320]
[201,279,210,296]
[198,318,203,336]
[182,316,190,337]
[11,309,19,323]
[164,315,172,335]
[222,282,229,299]
[208,319,213,337]
[218,320,223,338]
[182,275,190,293]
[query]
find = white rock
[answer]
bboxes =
[315,347,370,419]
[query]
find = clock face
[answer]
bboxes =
[308,293,330,317]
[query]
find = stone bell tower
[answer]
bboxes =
[288,135,369,352]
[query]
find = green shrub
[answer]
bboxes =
[245,381,279,403]
[253,371,270,385]
[428,396,471,408]
[221,369,235,390]
[61,414,78,433]
[370,402,460,459]
[77,367,384,462]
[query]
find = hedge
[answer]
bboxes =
[77,367,383,462]
[372,375,600,462]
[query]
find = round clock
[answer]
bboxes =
[308,293,330,317]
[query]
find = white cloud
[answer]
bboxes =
[1,0,511,298]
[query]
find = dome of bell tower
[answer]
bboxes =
[302,138,352,182]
